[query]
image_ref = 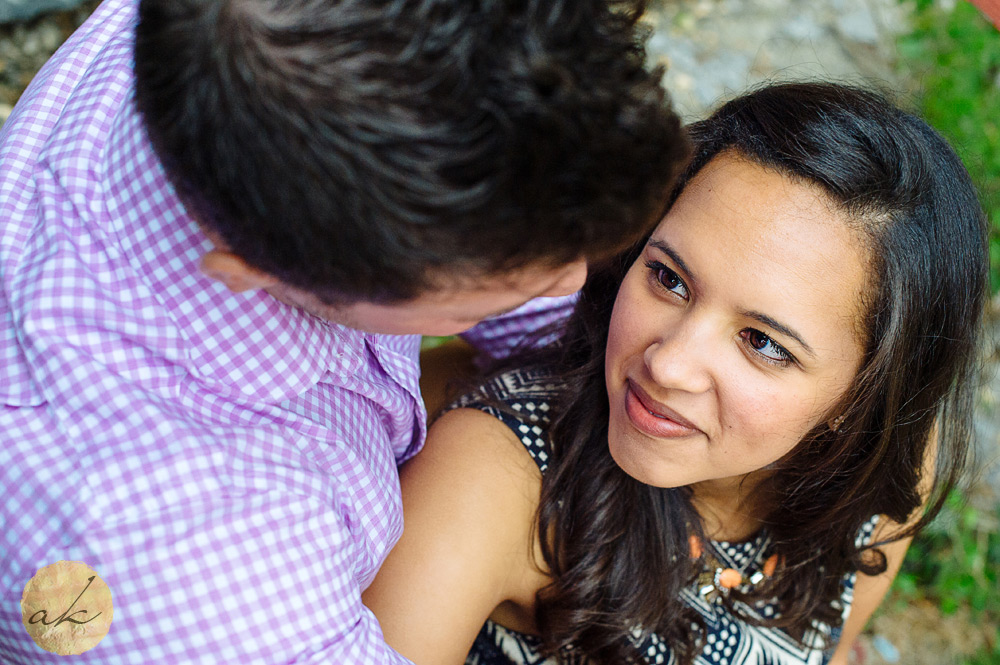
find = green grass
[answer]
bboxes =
[897,0,1000,292]
[892,492,1000,616]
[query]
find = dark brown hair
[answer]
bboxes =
[134,0,688,304]
[526,82,988,664]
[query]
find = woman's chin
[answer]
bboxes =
[607,431,693,489]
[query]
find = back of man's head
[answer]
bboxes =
[135,0,687,304]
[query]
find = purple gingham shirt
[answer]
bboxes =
[0,1,573,662]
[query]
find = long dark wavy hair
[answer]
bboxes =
[515,82,988,664]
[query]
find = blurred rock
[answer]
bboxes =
[0,0,98,124]
[871,635,900,663]
[0,0,89,24]
[646,0,910,121]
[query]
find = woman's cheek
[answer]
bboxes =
[606,284,647,366]
[728,380,825,460]
[720,380,792,448]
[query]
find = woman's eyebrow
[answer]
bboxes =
[648,239,698,291]
[741,309,816,358]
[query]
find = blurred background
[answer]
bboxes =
[1,0,997,663]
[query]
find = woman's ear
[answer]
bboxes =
[199,250,279,293]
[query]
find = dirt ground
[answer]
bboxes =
[855,600,996,665]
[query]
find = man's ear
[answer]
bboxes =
[199,250,279,293]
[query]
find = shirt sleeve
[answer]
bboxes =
[459,293,577,364]
[1,157,415,665]
[0,406,415,665]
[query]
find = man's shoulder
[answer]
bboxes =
[1,0,138,167]
[0,0,144,277]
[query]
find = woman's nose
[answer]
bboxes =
[643,322,714,395]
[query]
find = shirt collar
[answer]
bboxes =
[104,96,363,403]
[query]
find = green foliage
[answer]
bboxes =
[894,8,1000,654]
[889,492,1000,664]
[897,0,1000,292]
[420,335,455,350]
[963,632,1000,665]
[893,492,1000,617]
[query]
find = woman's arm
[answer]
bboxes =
[362,407,545,665]
[827,526,912,665]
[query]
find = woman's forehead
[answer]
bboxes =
[651,153,871,354]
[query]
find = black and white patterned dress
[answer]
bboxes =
[453,367,878,665]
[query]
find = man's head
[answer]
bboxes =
[134,0,688,333]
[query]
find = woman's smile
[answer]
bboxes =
[624,379,702,438]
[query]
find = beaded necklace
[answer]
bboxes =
[689,534,779,603]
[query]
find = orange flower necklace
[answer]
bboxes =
[689,534,779,603]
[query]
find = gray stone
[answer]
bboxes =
[38,21,63,52]
[0,0,89,24]
[646,0,908,120]
[19,30,39,56]
[782,14,827,41]
[972,310,1000,507]
[836,6,882,44]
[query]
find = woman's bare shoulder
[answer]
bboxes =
[419,406,543,478]
[363,406,544,664]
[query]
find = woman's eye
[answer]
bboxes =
[740,328,792,366]
[645,260,689,300]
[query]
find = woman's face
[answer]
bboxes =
[604,153,869,497]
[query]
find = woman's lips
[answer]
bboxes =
[624,380,701,438]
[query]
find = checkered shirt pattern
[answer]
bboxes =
[0,1,575,663]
